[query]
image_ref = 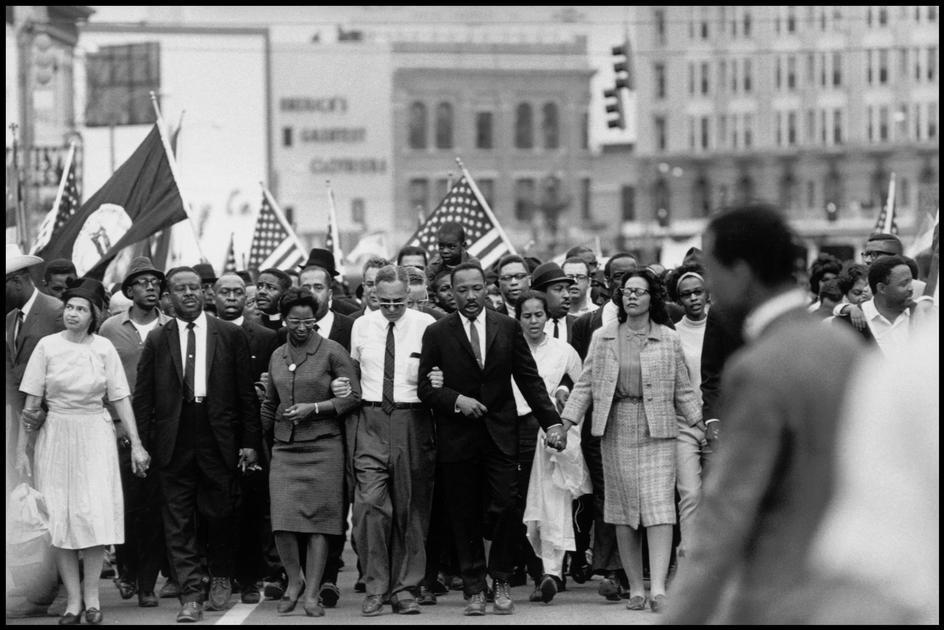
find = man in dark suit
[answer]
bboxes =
[213,272,280,605]
[665,204,862,624]
[568,252,638,596]
[418,262,566,617]
[134,267,261,623]
[530,262,576,344]
[254,268,293,332]
[494,254,531,316]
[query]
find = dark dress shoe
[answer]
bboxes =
[598,576,622,601]
[160,579,180,599]
[569,558,593,584]
[58,609,83,625]
[392,597,420,615]
[430,577,448,596]
[115,578,137,600]
[361,594,384,616]
[138,591,159,607]
[240,589,260,604]
[354,579,366,593]
[448,575,464,591]
[318,582,340,608]
[417,585,437,606]
[263,577,286,600]
[85,607,104,624]
[538,574,557,603]
[177,601,203,623]
[206,577,232,611]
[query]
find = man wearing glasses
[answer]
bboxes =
[348,265,437,616]
[495,254,531,316]
[562,256,598,316]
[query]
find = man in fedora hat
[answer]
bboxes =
[300,248,360,317]
[530,261,576,345]
[99,256,174,607]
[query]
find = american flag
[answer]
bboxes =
[325,183,344,274]
[247,186,306,271]
[223,232,238,273]
[30,143,80,255]
[872,172,899,235]
[405,167,515,270]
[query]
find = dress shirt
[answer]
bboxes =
[572,300,599,316]
[860,299,912,357]
[460,312,487,366]
[600,300,619,327]
[229,315,244,327]
[315,309,334,336]
[544,317,569,344]
[176,311,208,398]
[350,308,434,403]
[19,287,39,321]
[742,289,808,343]
[512,335,583,416]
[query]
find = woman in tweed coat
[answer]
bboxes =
[560,269,702,613]
[261,288,361,617]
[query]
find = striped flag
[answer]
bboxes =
[223,232,238,273]
[325,182,344,275]
[30,143,80,255]
[405,165,515,270]
[872,172,899,235]
[247,185,306,271]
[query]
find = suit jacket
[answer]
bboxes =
[6,291,65,397]
[561,321,701,438]
[665,307,862,624]
[133,315,261,470]
[331,297,361,317]
[571,306,606,360]
[276,311,354,352]
[418,309,561,462]
[699,307,745,421]
[239,319,280,381]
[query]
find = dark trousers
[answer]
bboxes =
[421,466,458,587]
[115,436,166,593]
[352,407,435,597]
[234,463,278,590]
[515,414,543,582]
[439,433,519,597]
[159,402,239,603]
[580,425,621,574]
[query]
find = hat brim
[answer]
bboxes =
[535,276,576,289]
[61,289,105,313]
[6,254,44,275]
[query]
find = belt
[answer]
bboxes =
[615,395,643,402]
[184,396,206,404]
[362,401,425,410]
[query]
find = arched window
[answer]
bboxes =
[435,102,453,150]
[408,102,427,149]
[515,103,534,149]
[542,102,560,149]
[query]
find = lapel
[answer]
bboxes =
[206,316,218,375]
[6,310,16,360]
[483,309,499,367]
[279,333,323,371]
[165,319,184,384]
[448,312,481,370]
[598,323,620,376]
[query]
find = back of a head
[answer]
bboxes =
[44,258,77,281]
[707,204,796,287]
[866,232,904,256]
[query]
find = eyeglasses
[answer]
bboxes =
[132,278,161,289]
[377,299,407,308]
[861,250,891,260]
[620,287,650,297]
[285,318,318,327]
[566,274,589,281]
[499,273,528,282]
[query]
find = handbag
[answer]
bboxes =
[5,482,56,597]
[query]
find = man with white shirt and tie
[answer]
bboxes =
[529,262,575,345]
[349,265,436,616]
[418,262,566,617]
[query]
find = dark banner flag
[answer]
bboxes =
[35,124,187,280]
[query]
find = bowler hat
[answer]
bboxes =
[61,277,108,313]
[6,244,43,275]
[530,262,575,291]
[300,248,339,276]
[193,262,218,284]
[121,256,165,296]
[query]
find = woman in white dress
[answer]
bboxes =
[15,278,150,625]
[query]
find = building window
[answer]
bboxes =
[787,56,796,90]
[928,47,937,82]
[408,102,427,149]
[878,5,888,26]
[744,59,752,92]
[653,179,669,221]
[581,111,589,149]
[779,169,797,209]
[655,63,666,99]
[688,63,695,95]
[719,59,727,93]
[621,185,636,222]
[719,114,727,148]
[879,49,889,85]
[776,111,783,147]
[915,47,922,81]
[515,103,534,149]
[821,52,828,87]
[732,117,739,149]
[929,104,937,139]
[282,127,293,147]
[701,62,710,94]
[806,180,815,208]
[776,57,783,91]
[689,116,696,150]
[899,177,909,208]
[743,10,752,36]
[806,53,815,85]
[832,51,842,86]
[542,102,560,149]
[654,9,666,46]
[694,175,710,217]
[787,111,797,145]
[514,178,535,221]
[409,178,429,214]
[806,109,816,144]
[868,50,874,85]
[435,102,453,150]
[898,47,908,79]
[930,6,937,22]
[821,109,828,144]
[879,106,889,141]
[731,58,739,92]
[736,171,754,202]
[434,178,450,205]
[477,178,495,209]
[351,198,365,225]
[824,164,842,208]
[867,106,875,142]
[914,103,922,140]
[581,177,592,220]
[895,104,909,140]
[85,42,161,127]
[787,6,797,32]
[475,112,493,150]
[655,115,667,151]
[744,113,753,147]
[701,116,710,150]
[700,8,709,39]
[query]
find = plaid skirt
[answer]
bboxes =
[600,398,677,527]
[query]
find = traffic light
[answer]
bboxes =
[825,202,838,222]
[604,87,625,129]
[611,39,634,90]
[656,207,670,228]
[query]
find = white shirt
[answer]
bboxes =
[675,313,707,406]
[229,315,245,326]
[572,300,599,316]
[19,287,39,319]
[861,299,912,357]
[544,317,570,344]
[742,289,808,343]
[460,312,487,366]
[315,309,334,337]
[600,300,619,327]
[350,308,434,403]
[512,335,583,416]
[176,311,208,398]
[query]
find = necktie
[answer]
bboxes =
[382,321,396,414]
[313,322,320,334]
[13,310,24,352]
[553,319,560,339]
[468,316,484,369]
[184,322,196,402]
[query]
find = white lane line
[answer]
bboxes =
[215,599,262,625]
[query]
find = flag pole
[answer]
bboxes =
[881,172,896,233]
[325,179,344,275]
[456,157,517,254]
[150,92,207,262]
[259,181,307,254]
[10,122,28,251]
[29,141,76,254]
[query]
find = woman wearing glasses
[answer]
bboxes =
[261,288,361,617]
[560,269,702,614]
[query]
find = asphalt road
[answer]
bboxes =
[7,545,662,626]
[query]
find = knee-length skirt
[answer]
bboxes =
[269,435,344,535]
[600,399,676,527]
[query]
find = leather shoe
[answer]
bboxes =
[263,577,286,600]
[430,576,449,595]
[598,576,622,601]
[569,557,593,584]
[492,579,514,614]
[115,578,137,600]
[303,597,324,617]
[626,595,647,610]
[463,591,486,616]
[538,574,557,603]
[58,609,83,625]
[176,601,203,623]
[392,597,420,615]
[417,585,437,606]
[529,584,543,602]
[318,582,340,608]
[240,589,260,604]
[354,578,366,593]
[276,583,304,615]
[85,607,103,625]
[650,594,666,613]
[361,594,384,616]
[160,579,180,599]
[138,591,159,607]
[205,577,232,611]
